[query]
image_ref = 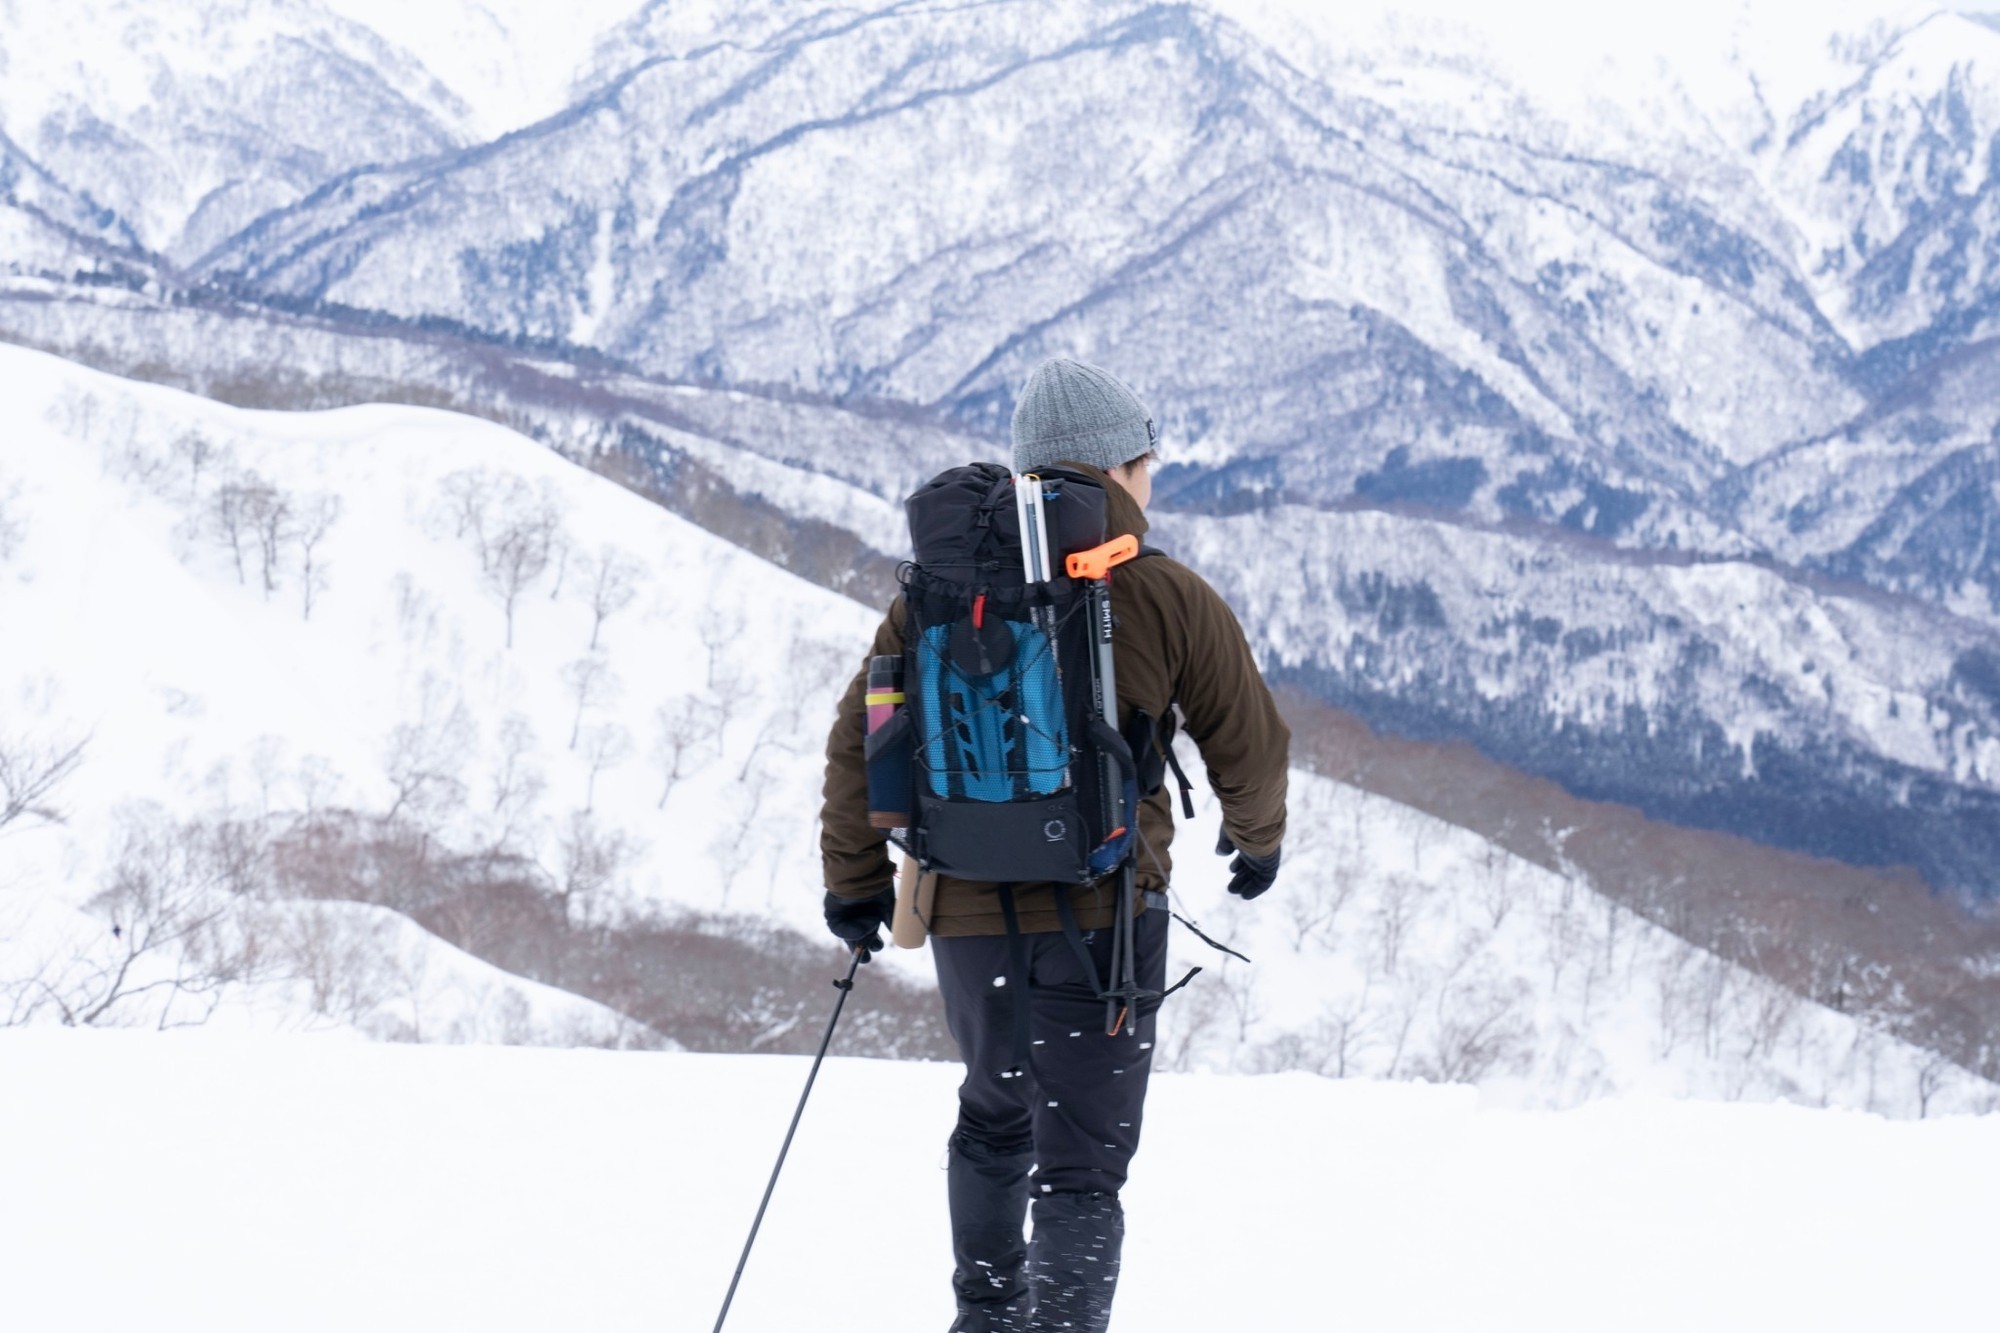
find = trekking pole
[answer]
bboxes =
[1065,534,1145,1036]
[712,948,865,1333]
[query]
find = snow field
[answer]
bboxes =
[1,1026,1995,1333]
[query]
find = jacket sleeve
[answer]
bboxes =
[819,599,907,901]
[1171,570,1289,858]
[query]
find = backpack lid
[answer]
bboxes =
[905,463,1107,575]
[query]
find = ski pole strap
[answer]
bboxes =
[1053,888,1108,1005]
[1161,741,1197,820]
[1171,910,1252,965]
[997,884,1034,1077]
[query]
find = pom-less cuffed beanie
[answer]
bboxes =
[1010,357,1157,475]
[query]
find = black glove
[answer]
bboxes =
[1215,831,1281,901]
[823,887,897,959]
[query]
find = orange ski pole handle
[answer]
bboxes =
[1065,534,1139,581]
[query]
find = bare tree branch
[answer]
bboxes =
[0,732,87,836]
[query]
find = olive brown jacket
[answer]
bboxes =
[819,464,1288,936]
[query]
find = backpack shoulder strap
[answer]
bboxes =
[1117,545,1197,819]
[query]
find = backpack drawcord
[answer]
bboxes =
[996,883,1033,1079]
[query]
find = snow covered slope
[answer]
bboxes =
[0,341,872,923]
[2,344,1987,1111]
[0,341,892,1044]
[2,1028,1995,1332]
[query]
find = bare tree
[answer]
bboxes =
[171,432,216,499]
[294,492,342,621]
[23,807,262,1028]
[1312,998,1377,1079]
[737,701,803,782]
[1372,874,1419,978]
[1478,846,1517,930]
[713,756,776,904]
[651,696,722,809]
[1286,868,1355,954]
[295,755,340,815]
[557,810,635,928]
[0,729,87,836]
[1252,998,1377,1079]
[382,685,475,825]
[484,491,563,648]
[1218,963,1263,1050]
[1916,1052,1955,1119]
[1377,971,1430,1080]
[1542,880,1586,992]
[488,714,546,844]
[213,481,252,584]
[277,904,400,1032]
[546,529,573,600]
[582,547,643,651]
[699,604,744,690]
[579,723,634,813]
[108,433,173,493]
[1159,977,1227,1072]
[561,652,622,750]
[435,469,496,559]
[1740,975,1801,1065]
[1418,974,1533,1085]
[790,634,855,701]
[241,479,293,597]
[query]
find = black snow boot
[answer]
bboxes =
[1024,1190,1124,1333]
[947,1133,1034,1331]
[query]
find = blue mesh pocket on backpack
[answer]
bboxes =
[919,625,952,798]
[918,619,1069,802]
[1014,621,1067,795]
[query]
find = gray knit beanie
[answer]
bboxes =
[1010,357,1158,475]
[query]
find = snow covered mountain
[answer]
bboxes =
[6,8,2000,909]
[0,0,478,265]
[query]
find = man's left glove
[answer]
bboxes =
[1216,831,1281,901]
[823,886,897,959]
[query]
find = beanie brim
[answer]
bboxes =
[1013,415,1155,475]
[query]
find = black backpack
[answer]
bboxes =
[865,463,1144,884]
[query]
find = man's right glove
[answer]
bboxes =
[823,887,897,959]
[1215,831,1282,901]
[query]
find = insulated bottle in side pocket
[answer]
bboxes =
[864,654,914,831]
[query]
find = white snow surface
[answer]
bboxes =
[1,1027,1995,1332]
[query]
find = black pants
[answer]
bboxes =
[933,905,1170,1192]
[933,905,1168,1323]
